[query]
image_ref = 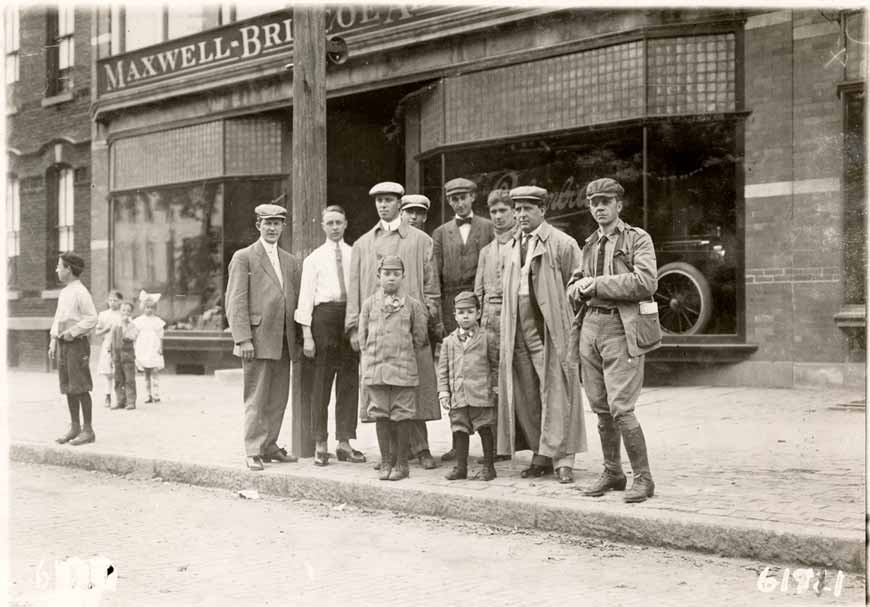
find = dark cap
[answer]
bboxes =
[486,189,513,207]
[59,252,85,274]
[453,291,479,309]
[444,178,476,197]
[378,255,405,272]
[585,178,624,199]
[254,203,288,220]
[401,194,430,211]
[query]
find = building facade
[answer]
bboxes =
[6,5,93,369]
[82,6,865,385]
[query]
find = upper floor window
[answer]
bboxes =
[46,4,75,96]
[7,175,20,257]
[4,7,19,84]
[109,6,219,55]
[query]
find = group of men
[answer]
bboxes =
[225,175,659,503]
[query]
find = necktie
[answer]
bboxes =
[456,216,472,227]
[595,236,608,277]
[269,248,283,287]
[520,233,529,267]
[336,245,347,301]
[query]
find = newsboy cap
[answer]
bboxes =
[509,185,548,205]
[453,291,479,309]
[369,182,405,197]
[585,178,625,199]
[59,252,85,274]
[254,203,287,220]
[401,194,430,212]
[486,189,513,207]
[444,177,476,197]
[378,254,405,272]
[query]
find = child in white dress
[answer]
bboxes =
[134,294,165,403]
[95,290,123,407]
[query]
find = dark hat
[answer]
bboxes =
[378,254,405,272]
[453,291,479,309]
[585,178,624,199]
[486,189,513,207]
[254,203,288,220]
[509,185,548,205]
[369,182,405,197]
[444,177,476,197]
[401,194,430,211]
[59,252,85,274]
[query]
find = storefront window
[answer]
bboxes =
[112,182,224,331]
[421,118,741,337]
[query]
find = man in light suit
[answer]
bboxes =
[226,202,302,471]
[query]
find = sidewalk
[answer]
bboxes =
[6,370,865,571]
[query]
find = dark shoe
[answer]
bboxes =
[378,464,393,481]
[313,451,330,466]
[109,402,125,410]
[144,397,154,404]
[418,451,437,470]
[263,448,298,463]
[336,446,366,463]
[153,398,161,403]
[520,463,553,478]
[440,448,456,462]
[246,456,264,471]
[69,426,95,446]
[388,463,409,481]
[56,424,81,444]
[583,470,627,496]
[444,466,467,480]
[620,424,654,503]
[479,464,497,481]
[125,404,136,410]
[556,467,574,484]
[624,475,655,503]
[477,454,511,464]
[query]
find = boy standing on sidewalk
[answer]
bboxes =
[359,255,429,482]
[109,301,138,410]
[49,252,98,445]
[437,292,498,481]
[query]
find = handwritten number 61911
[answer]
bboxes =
[757,566,845,597]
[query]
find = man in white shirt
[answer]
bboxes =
[50,252,99,445]
[296,205,365,466]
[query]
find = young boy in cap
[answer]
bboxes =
[437,292,498,481]
[49,252,99,445]
[358,255,429,481]
[108,300,138,410]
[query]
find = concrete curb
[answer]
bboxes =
[11,442,864,573]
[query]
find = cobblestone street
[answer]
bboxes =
[8,463,866,607]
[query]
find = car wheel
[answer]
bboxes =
[655,262,713,335]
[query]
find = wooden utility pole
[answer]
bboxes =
[288,6,327,458]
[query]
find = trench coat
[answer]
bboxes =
[346,221,441,422]
[497,221,587,458]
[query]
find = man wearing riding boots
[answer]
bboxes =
[497,186,587,484]
[567,177,661,503]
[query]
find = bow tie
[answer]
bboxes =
[455,216,472,227]
[458,328,475,342]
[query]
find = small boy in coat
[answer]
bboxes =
[108,301,139,410]
[359,255,429,482]
[437,292,498,481]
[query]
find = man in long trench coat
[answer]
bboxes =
[497,186,587,484]
[346,181,442,469]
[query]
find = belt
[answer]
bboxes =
[587,306,619,315]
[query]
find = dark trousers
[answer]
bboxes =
[113,351,137,407]
[309,303,359,442]
[57,336,92,395]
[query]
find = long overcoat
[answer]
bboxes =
[346,221,441,422]
[497,221,587,458]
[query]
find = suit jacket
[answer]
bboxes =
[225,240,301,361]
[433,215,494,293]
[437,327,496,409]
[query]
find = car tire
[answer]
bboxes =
[655,262,713,335]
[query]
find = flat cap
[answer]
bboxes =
[378,254,405,272]
[401,194,430,211]
[254,203,287,220]
[486,189,513,207]
[59,252,85,273]
[453,291,479,309]
[444,177,476,196]
[585,178,624,199]
[369,182,405,197]
[509,185,548,204]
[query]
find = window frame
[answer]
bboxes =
[7,174,20,257]
[45,5,74,96]
[57,167,75,252]
[4,6,19,84]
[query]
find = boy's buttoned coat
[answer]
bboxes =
[497,221,587,458]
[359,291,428,387]
[437,328,496,409]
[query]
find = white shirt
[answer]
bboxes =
[51,279,98,338]
[456,212,474,244]
[379,217,402,232]
[259,237,283,288]
[294,239,353,326]
[517,224,544,296]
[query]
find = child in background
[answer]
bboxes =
[359,255,428,482]
[109,301,138,410]
[134,293,165,403]
[95,290,123,407]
